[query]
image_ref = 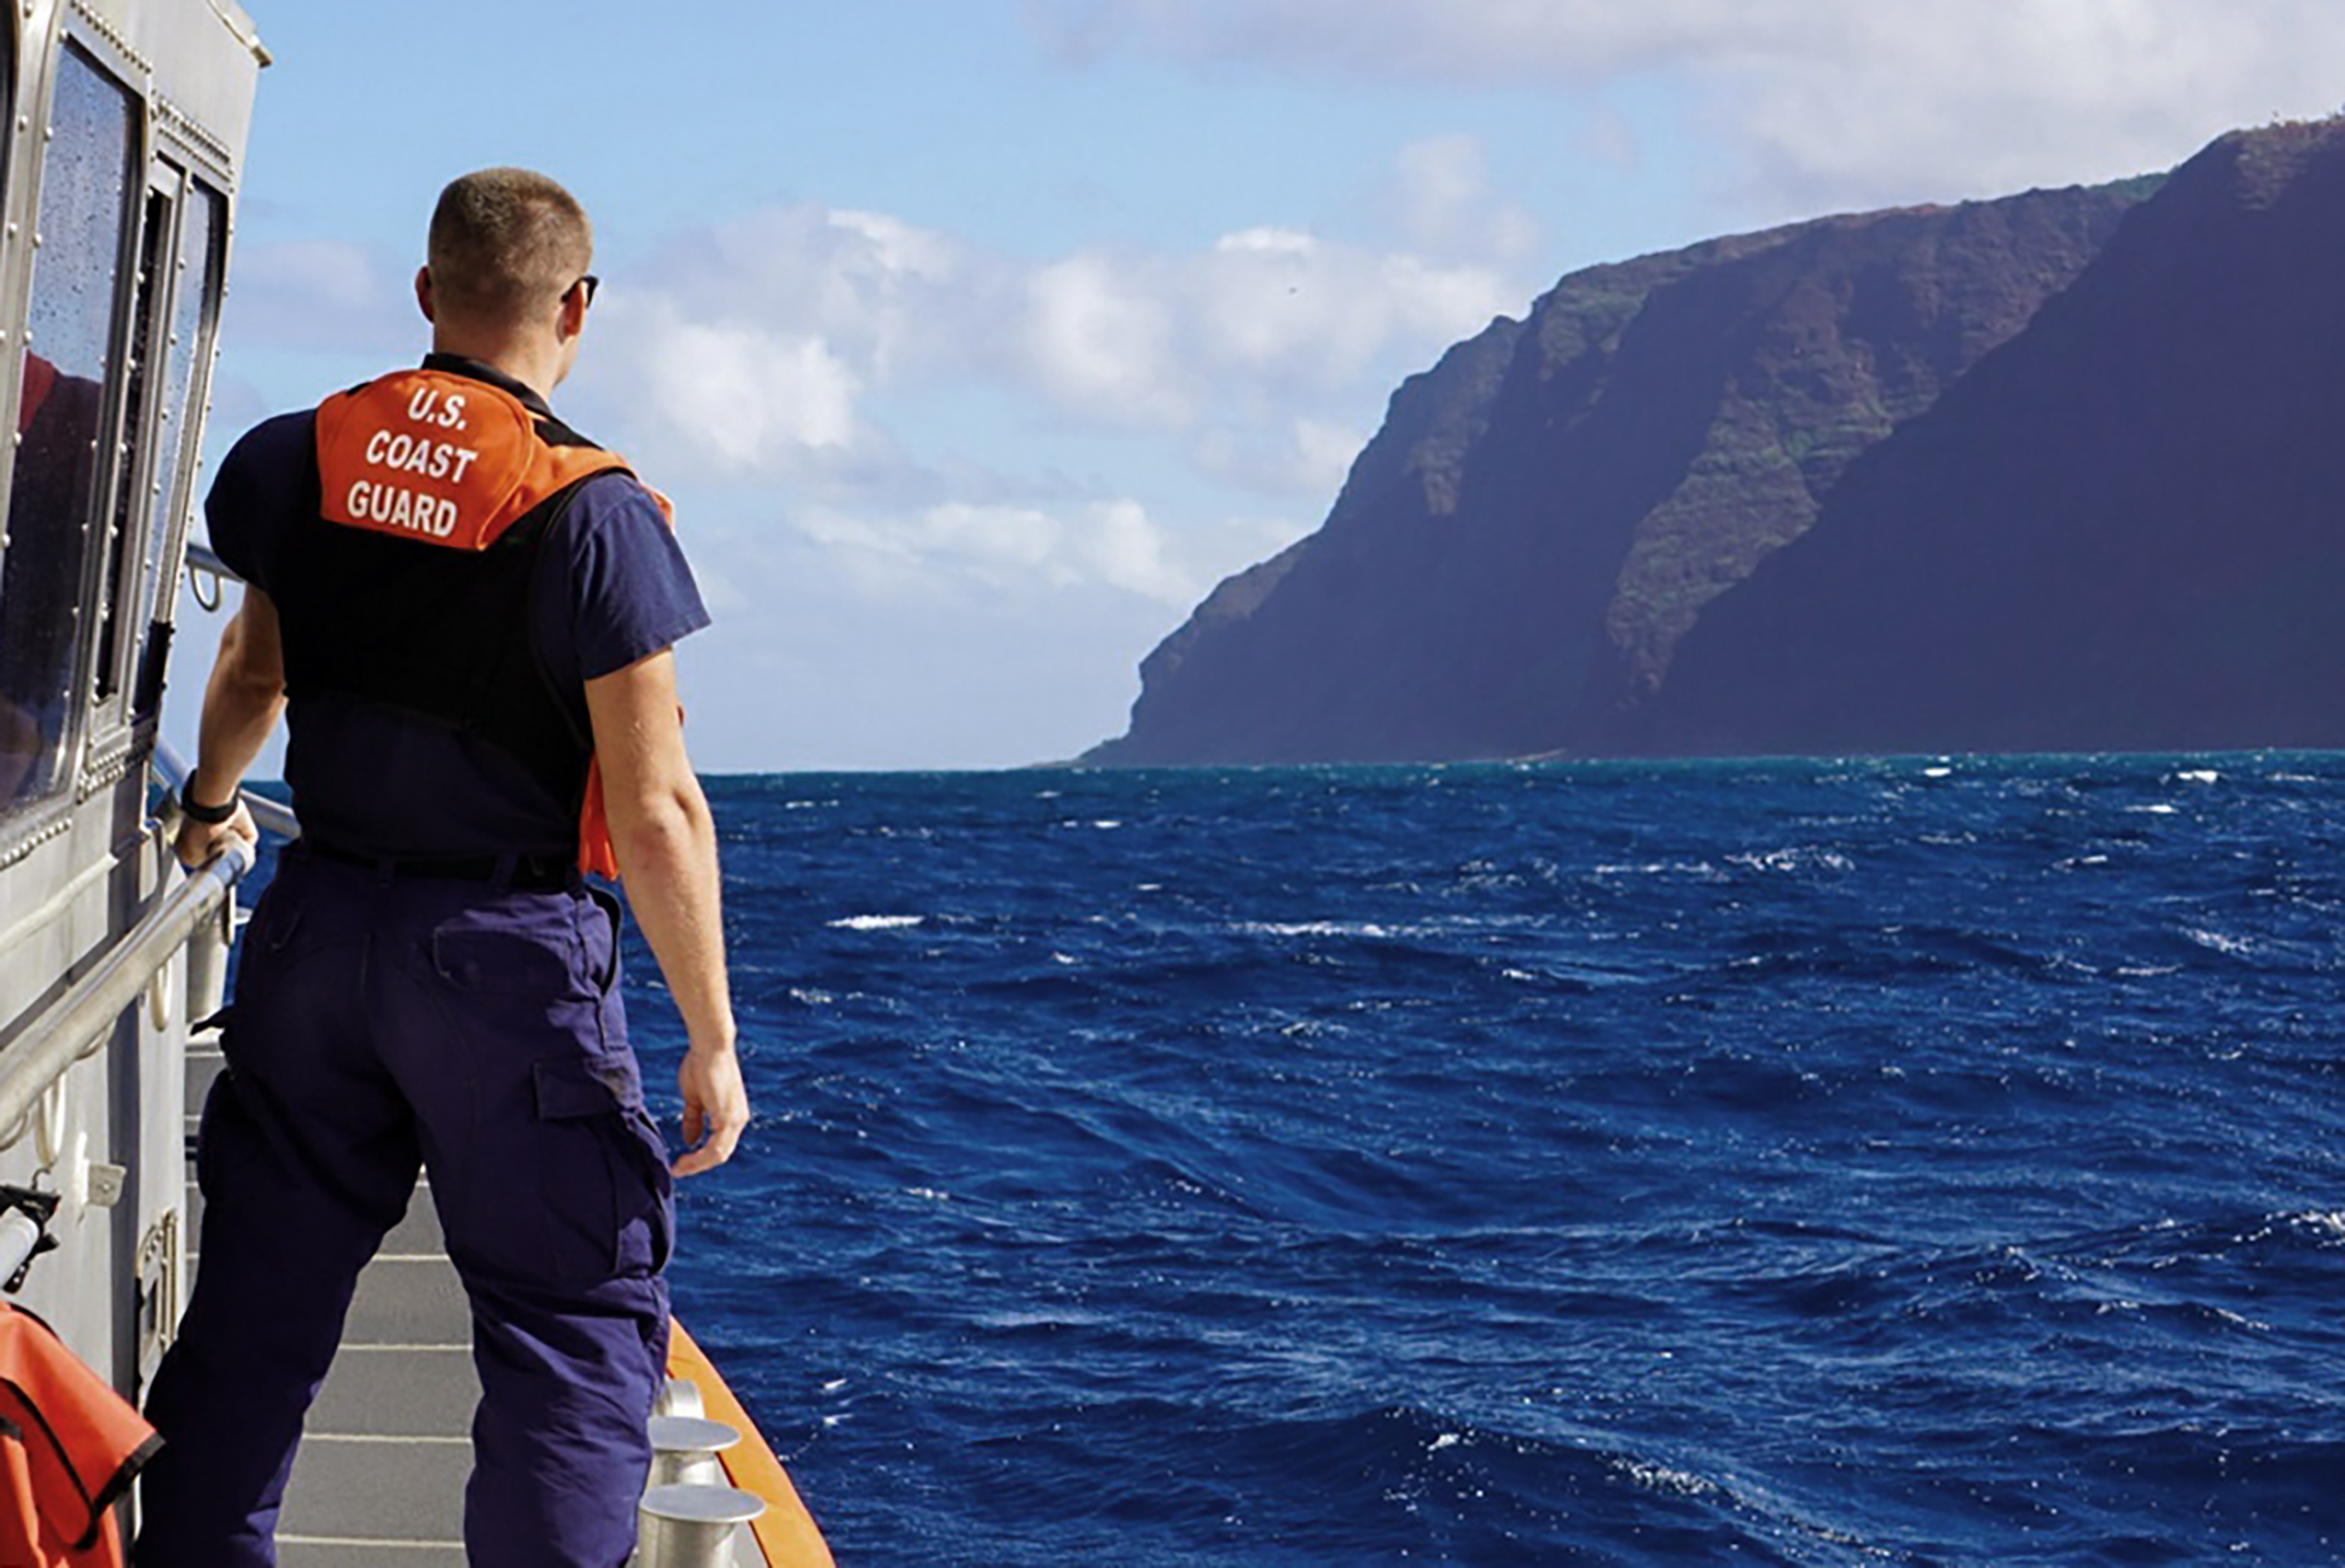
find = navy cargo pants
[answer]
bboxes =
[137,850,673,1568]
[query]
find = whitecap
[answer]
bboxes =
[828,914,926,931]
[1239,920,1396,939]
[1617,1458,1725,1501]
[2182,927,2253,958]
[1728,847,1854,874]
[1591,860,1721,879]
[2281,1211,2345,1243]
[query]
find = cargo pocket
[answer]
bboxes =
[616,1106,674,1277]
[531,1055,626,1286]
[530,1055,670,1284]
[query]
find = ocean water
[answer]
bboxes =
[627,756,2345,1566]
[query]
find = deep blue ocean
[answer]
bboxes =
[624,756,2345,1566]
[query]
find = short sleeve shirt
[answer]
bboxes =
[205,358,710,858]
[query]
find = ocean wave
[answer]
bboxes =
[826,912,927,931]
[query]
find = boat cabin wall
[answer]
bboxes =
[0,0,257,1400]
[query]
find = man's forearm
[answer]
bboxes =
[192,590,286,805]
[192,660,284,806]
[608,775,737,1052]
[585,649,749,1173]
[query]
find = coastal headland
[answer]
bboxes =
[1089,118,2345,764]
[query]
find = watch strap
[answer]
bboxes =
[179,780,238,826]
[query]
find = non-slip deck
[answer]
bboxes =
[186,1041,471,1564]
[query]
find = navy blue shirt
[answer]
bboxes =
[206,357,709,858]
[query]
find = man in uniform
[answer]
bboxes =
[138,168,750,1568]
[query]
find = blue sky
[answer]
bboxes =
[173,1,2345,772]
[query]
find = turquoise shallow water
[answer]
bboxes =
[623,757,2345,1565]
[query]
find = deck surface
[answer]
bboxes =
[187,1042,474,1565]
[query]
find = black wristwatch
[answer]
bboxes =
[179,780,238,825]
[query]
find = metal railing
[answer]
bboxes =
[0,830,250,1153]
[0,740,288,1155]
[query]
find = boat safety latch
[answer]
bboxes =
[0,1187,60,1293]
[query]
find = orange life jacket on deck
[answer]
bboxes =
[307,367,673,879]
[0,1304,157,1568]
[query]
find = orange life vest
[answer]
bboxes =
[311,367,672,878]
[0,1304,157,1568]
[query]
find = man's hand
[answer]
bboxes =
[673,1039,749,1177]
[175,798,257,869]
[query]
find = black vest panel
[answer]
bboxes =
[273,472,598,808]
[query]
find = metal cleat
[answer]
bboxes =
[653,1375,706,1420]
[634,1481,763,1568]
[648,1413,740,1488]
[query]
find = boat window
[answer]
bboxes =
[130,179,222,723]
[92,185,169,703]
[0,44,135,813]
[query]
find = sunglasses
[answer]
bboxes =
[570,273,599,308]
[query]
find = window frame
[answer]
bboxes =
[0,15,157,843]
[121,161,226,734]
[44,25,156,789]
[85,170,174,723]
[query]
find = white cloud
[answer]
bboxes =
[1387,134,1542,264]
[219,238,412,353]
[1191,414,1367,496]
[572,152,1528,487]
[1025,0,2345,211]
[795,496,1201,606]
[592,296,865,475]
[1020,253,1189,424]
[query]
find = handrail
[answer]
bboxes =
[183,539,233,614]
[183,539,229,579]
[0,834,253,1152]
[0,1208,42,1288]
[0,737,293,1155]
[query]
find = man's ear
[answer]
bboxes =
[556,278,589,344]
[414,266,436,323]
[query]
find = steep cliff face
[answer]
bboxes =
[1089,177,2151,764]
[1641,121,2345,755]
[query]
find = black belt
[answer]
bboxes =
[299,839,577,892]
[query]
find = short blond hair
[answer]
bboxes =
[426,168,592,327]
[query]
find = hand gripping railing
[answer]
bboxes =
[155,737,299,844]
[0,739,284,1157]
[0,831,252,1155]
